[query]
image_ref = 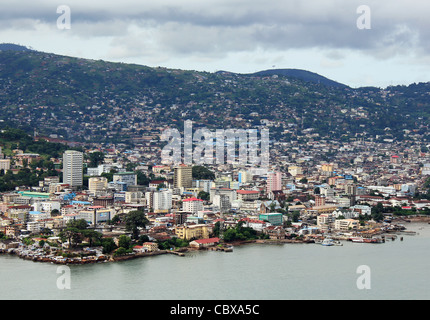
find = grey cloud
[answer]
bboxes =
[0,0,428,61]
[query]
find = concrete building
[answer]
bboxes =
[334,218,359,231]
[78,206,113,225]
[259,213,283,226]
[236,189,259,201]
[0,159,10,171]
[182,197,204,214]
[317,213,335,232]
[62,150,83,187]
[238,170,252,184]
[88,177,108,196]
[175,224,210,240]
[288,166,303,177]
[213,194,231,213]
[266,171,282,193]
[113,172,137,189]
[153,189,173,213]
[173,164,192,189]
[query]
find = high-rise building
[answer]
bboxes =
[173,164,192,189]
[266,171,282,193]
[153,189,173,213]
[62,150,83,187]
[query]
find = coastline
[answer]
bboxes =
[2,218,427,265]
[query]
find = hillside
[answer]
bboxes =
[246,69,348,88]
[0,47,428,146]
[0,43,33,52]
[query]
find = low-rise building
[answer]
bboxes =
[334,218,359,231]
[175,224,210,240]
[189,237,220,248]
[259,213,283,226]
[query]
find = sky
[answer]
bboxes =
[0,0,429,88]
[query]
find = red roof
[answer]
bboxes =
[193,237,220,244]
[183,197,204,202]
[240,218,265,224]
[237,190,259,194]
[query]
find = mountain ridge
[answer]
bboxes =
[0,45,429,146]
[0,43,348,89]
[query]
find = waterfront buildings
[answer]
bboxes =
[175,224,210,240]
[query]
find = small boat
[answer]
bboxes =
[350,237,364,243]
[321,238,334,246]
[333,240,343,246]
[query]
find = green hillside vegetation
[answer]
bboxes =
[0,49,429,146]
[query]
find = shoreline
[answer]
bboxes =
[2,220,427,265]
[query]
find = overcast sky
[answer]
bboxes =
[0,0,429,88]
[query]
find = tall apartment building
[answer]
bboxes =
[62,150,83,187]
[153,189,173,213]
[173,164,192,189]
[266,171,282,193]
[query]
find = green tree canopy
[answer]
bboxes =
[124,210,149,239]
[192,165,215,180]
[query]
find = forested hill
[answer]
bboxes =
[0,47,429,145]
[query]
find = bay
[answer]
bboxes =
[1,222,429,300]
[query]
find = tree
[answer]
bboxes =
[101,238,117,254]
[83,229,102,247]
[118,235,132,249]
[60,227,82,248]
[212,221,221,237]
[124,210,149,239]
[371,203,385,222]
[192,165,215,180]
[88,151,104,167]
[59,219,88,248]
[138,235,150,244]
[197,191,210,201]
[67,219,89,230]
